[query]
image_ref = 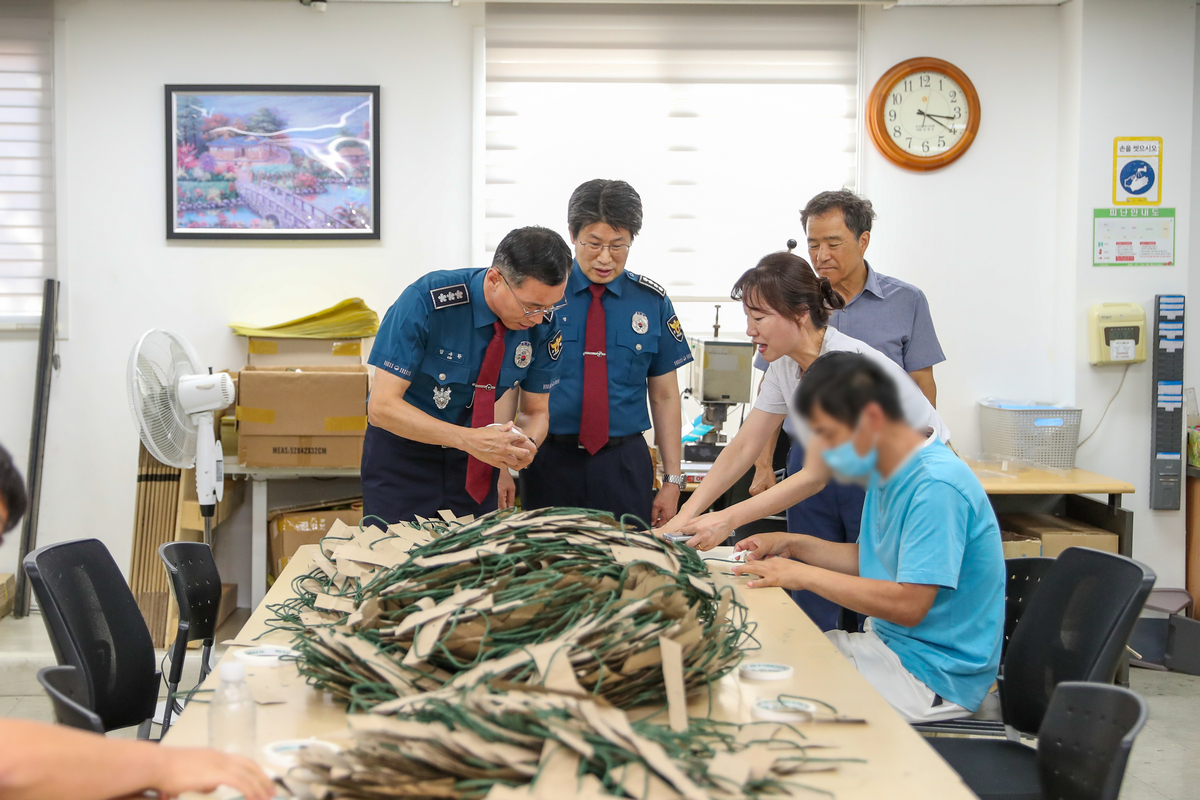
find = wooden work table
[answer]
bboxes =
[682,458,1137,557]
[165,545,977,800]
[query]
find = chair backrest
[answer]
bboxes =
[37,665,104,734]
[1003,557,1055,660]
[23,539,158,731]
[1037,682,1148,800]
[158,541,222,644]
[1001,547,1155,735]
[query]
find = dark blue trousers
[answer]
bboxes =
[521,436,654,528]
[361,423,498,525]
[785,442,865,632]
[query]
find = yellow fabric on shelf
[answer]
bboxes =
[229,298,380,339]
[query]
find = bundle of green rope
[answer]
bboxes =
[287,683,853,800]
[271,507,755,712]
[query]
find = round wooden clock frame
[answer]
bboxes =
[866,56,981,172]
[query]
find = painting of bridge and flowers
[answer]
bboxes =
[166,85,379,240]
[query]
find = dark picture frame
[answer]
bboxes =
[165,84,380,240]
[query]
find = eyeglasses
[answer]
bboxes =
[497,269,568,318]
[578,242,631,256]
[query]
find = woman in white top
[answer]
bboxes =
[657,251,950,550]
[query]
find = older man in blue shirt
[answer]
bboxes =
[750,190,946,631]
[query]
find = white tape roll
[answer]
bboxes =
[752,698,818,723]
[263,739,339,770]
[233,645,297,668]
[739,662,795,681]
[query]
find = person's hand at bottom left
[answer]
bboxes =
[152,747,276,800]
[733,557,810,591]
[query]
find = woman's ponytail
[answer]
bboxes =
[819,277,846,311]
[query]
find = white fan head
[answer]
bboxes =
[127,329,234,468]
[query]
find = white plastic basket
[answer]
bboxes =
[978,400,1083,471]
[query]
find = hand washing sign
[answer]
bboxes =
[1113,137,1162,206]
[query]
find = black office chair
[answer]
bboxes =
[915,557,1056,736]
[23,539,159,737]
[158,541,222,735]
[928,547,1155,799]
[1039,682,1148,800]
[36,665,104,734]
[927,682,1147,800]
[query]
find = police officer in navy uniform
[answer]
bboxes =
[363,226,571,523]
[521,180,694,527]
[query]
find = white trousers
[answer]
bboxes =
[825,619,971,723]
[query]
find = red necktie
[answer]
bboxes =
[465,321,506,503]
[579,284,609,455]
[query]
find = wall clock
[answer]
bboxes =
[866,57,980,172]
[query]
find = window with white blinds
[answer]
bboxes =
[481,3,859,309]
[0,17,55,328]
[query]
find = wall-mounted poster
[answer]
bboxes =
[166,85,379,240]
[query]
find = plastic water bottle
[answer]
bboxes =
[208,661,256,756]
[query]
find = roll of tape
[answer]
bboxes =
[263,739,339,770]
[233,645,297,668]
[739,662,794,681]
[752,698,818,723]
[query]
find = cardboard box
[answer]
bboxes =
[1001,531,1042,559]
[246,337,373,368]
[999,513,1119,558]
[269,508,362,577]
[220,415,238,459]
[0,573,15,619]
[237,366,368,468]
[178,468,245,531]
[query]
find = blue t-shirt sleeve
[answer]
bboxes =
[894,479,969,589]
[648,296,695,377]
[521,317,563,393]
[368,285,430,381]
[902,289,947,372]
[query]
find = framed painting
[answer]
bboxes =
[166,85,380,240]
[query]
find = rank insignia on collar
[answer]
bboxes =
[430,283,470,309]
[514,341,533,368]
[632,311,649,334]
[548,329,563,361]
[634,273,665,297]
[667,314,684,342]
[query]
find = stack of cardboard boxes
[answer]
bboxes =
[232,337,372,469]
[227,336,370,579]
[998,513,1119,559]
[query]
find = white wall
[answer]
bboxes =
[861,4,1065,457]
[1070,0,1193,584]
[0,0,483,582]
[863,0,1195,586]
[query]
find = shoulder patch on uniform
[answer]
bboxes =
[548,329,563,361]
[630,271,665,297]
[430,283,470,309]
[667,314,684,342]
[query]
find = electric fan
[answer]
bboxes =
[127,330,235,544]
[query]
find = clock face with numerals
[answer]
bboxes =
[867,58,981,172]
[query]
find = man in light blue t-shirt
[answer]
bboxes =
[734,351,1003,722]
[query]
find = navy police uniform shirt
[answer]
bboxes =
[549,263,693,437]
[369,267,563,423]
